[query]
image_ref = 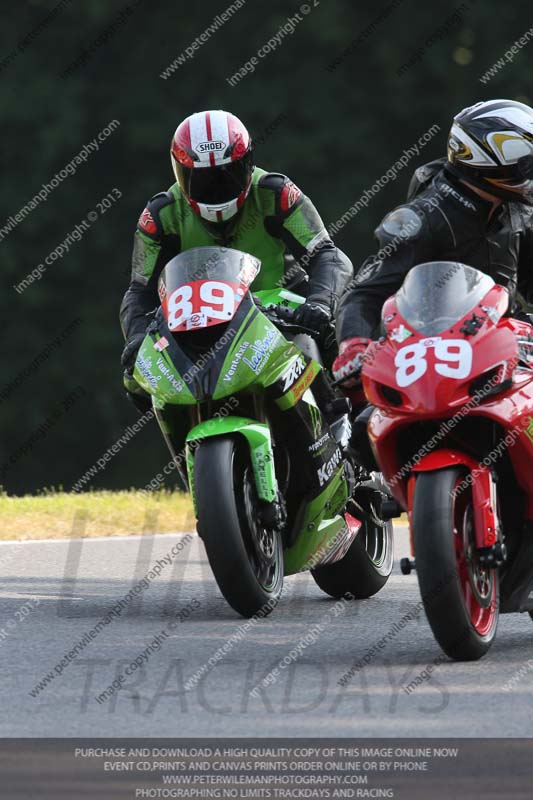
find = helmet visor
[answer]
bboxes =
[176,153,252,205]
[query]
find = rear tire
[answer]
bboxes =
[412,468,499,661]
[194,436,283,618]
[311,514,394,599]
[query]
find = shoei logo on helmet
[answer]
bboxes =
[197,140,225,153]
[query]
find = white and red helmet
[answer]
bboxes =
[171,110,254,223]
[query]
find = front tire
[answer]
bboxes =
[412,468,499,661]
[194,436,283,618]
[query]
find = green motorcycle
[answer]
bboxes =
[134,246,395,618]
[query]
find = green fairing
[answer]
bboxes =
[185,447,197,515]
[134,311,308,405]
[135,273,350,576]
[186,416,277,504]
[215,311,298,399]
[283,470,349,575]
[133,337,195,404]
[254,288,305,308]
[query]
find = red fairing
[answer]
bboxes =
[162,278,248,332]
[364,284,515,417]
[411,450,498,549]
[364,277,533,516]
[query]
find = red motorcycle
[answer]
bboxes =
[362,260,533,660]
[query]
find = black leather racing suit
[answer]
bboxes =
[336,159,533,343]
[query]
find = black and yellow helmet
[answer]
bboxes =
[447,99,533,205]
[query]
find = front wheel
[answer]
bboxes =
[194,436,283,618]
[412,468,499,661]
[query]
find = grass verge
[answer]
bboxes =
[0,490,194,541]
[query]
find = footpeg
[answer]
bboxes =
[346,489,385,527]
[324,397,352,417]
[381,498,403,520]
[400,557,416,575]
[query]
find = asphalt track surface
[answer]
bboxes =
[1,525,532,737]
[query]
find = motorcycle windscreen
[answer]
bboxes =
[395,261,496,336]
[158,246,261,332]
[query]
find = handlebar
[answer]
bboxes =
[262,302,322,338]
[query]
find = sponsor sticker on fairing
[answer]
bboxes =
[153,336,170,352]
[224,340,250,382]
[390,324,413,343]
[243,327,279,373]
[317,447,343,487]
[186,312,207,330]
[236,260,259,286]
[136,354,161,390]
[280,355,306,392]
[420,336,442,348]
[481,305,500,324]
[156,356,183,392]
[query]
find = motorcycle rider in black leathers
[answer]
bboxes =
[332,99,533,453]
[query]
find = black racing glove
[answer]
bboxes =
[121,333,146,375]
[121,333,152,415]
[292,301,332,333]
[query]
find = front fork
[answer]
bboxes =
[408,450,505,566]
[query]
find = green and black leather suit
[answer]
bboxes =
[121,167,353,363]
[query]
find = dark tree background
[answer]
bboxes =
[1,0,532,494]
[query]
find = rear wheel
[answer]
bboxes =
[311,474,394,599]
[194,437,283,618]
[412,468,499,660]
[311,514,394,599]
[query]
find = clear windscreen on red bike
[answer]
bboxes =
[158,247,261,332]
[395,262,495,336]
